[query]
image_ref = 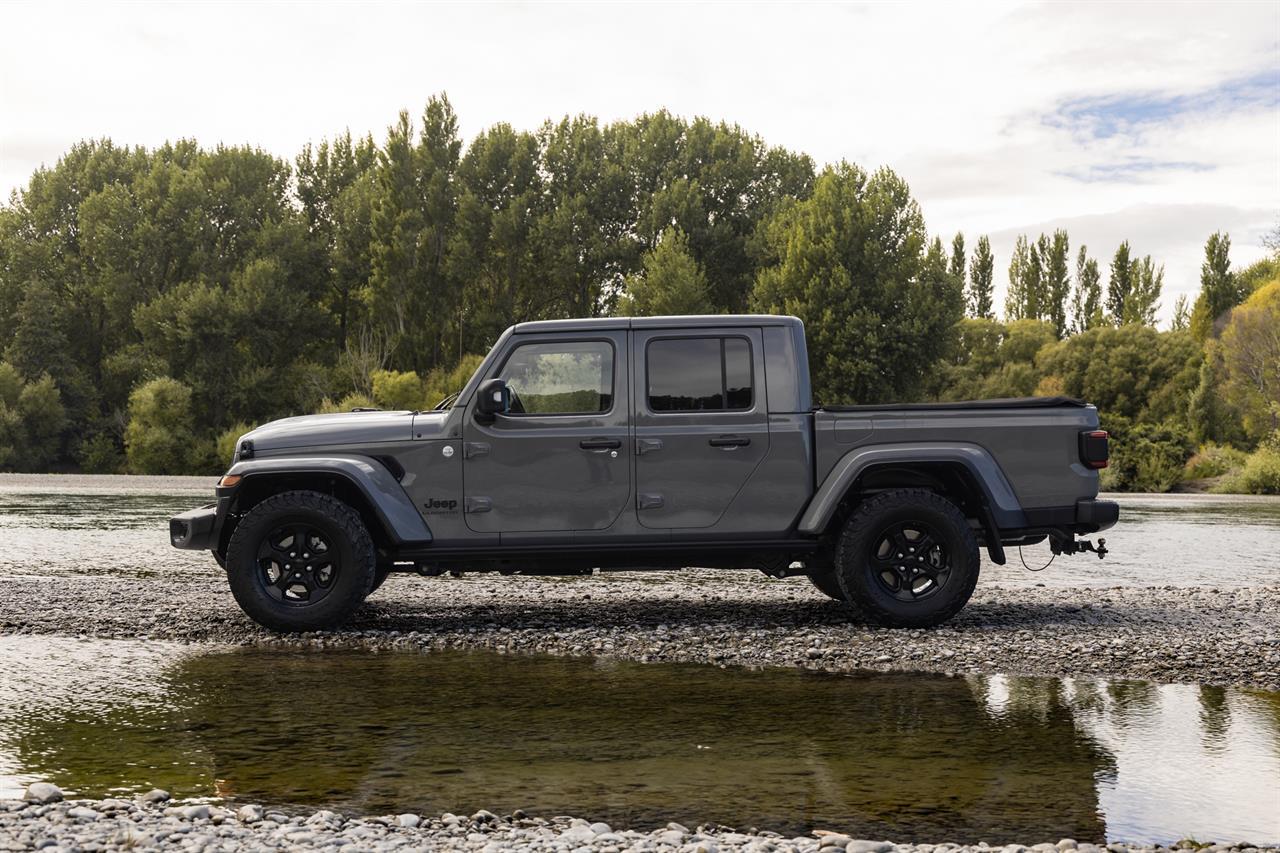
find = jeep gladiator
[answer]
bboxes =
[170,315,1118,631]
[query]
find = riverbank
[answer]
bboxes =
[4,795,1274,853]
[1,568,1276,690]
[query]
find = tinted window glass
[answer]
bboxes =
[647,337,753,412]
[500,341,613,414]
[724,338,752,409]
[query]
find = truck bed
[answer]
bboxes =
[818,396,1087,412]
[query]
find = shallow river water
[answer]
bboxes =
[0,637,1278,845]
[0,476,1278,844]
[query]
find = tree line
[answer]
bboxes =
[0,94,1276,492]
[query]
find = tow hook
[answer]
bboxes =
[1052,536,1108,559]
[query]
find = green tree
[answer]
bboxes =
[1125,255,1163,326]
[1171,294,1190,331]
[1218,280,1280,441]
[949,232,966,291]
[124,377,197,475]
[968,235,994,319]
[1190,232,1240,342]
[1071,245,1102,333]
[1006,235,1043,321]
[1043,229,1071,338]
[617,227,714,316]
[751,164,961,404]
[1107,241,1133,324]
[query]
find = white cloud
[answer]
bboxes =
[1,0,1276,323]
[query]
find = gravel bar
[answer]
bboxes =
[1,568,1277,690]
[4,795,1275,853]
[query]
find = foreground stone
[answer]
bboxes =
[0,798,1274,853]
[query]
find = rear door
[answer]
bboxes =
[632,328,769,529]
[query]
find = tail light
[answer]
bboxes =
[1079,430,1109,469]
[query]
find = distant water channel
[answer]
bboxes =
[1,475,1277,587]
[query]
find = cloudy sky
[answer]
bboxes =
[2,1,1277,323]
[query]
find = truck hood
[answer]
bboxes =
[242,410,443,452]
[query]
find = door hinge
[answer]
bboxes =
[637,493,665,510]
[464,442,491,459]
[464,496,492,514]
[636,438,664,455]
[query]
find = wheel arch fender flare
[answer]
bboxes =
[797,442,1027,536]
[225,455,432,546]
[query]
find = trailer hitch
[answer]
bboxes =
[1051,535,1108,559]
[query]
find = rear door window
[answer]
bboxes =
[646,337,753,412]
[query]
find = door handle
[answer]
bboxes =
[709,436,751,449]
[579,438,622,451]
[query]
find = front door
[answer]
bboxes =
[632,328,769,530]
[463,332,631,534]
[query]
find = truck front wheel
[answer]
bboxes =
[225,490,377,632]
[834,489,979,628]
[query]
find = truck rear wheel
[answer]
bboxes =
[225,490,376,632]
[834,489,979,628]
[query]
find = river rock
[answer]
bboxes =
[23,783,63,804]
[397,813,421,828]
[820,835,853,849]
[848,842,894,853]
[237,804,264,823]
[141,789,170,804]
[67,805,101,820]
[181,804,210,820]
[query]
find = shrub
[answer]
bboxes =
[125,377,196,475]
[216,422,256,466]
[77,433,125,474]
[1182,444,1248,480]
[1102,419,1194,493]
[316,393,376,414]
[1214,448,1280,495]
[423,354,485,409]
[371,369,424,410]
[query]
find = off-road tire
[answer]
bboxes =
[225,490,376,632]
[835,488,979,628]
[369,567,392,595]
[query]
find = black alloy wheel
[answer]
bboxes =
[256,523,340,605]
[867,520,951,602]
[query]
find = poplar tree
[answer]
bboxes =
[1071,246,1102,333]
[1107,241,1134,324]
[1190,232,1239,341]
[1044,229,1071,338]
[968,235,994,319]
[949,232,966,291]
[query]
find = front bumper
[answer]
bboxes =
[170,503,222,550]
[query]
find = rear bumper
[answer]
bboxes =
[170,503,222,550]
[1019,498,1119,534]
[1075,498,1119,532]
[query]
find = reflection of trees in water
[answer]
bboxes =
[9,644,1277,843]
[162,650,1112,841]
[1198,686,1231,754]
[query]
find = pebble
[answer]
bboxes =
[0,801,1258,853]
[23,783,62,804]
[141,788,170,804]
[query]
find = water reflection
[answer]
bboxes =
[1,638,1276,844]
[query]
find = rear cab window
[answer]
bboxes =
[646,337,754,412]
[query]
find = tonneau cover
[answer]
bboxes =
[819,396,1087,412]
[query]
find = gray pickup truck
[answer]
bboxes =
[171,315,1116,632]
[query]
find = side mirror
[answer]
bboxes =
[474,378,510,423]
